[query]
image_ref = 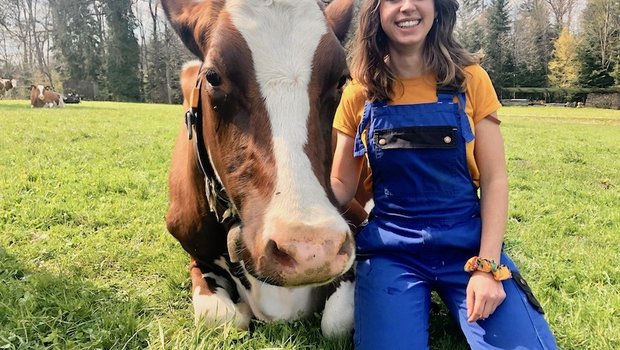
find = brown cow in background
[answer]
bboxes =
[30,85,64,108]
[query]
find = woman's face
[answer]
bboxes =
[379,0,436,53]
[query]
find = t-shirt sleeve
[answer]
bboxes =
[465,65,502,124]
[333,82,365,137]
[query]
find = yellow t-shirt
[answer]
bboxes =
[333,64,501,190]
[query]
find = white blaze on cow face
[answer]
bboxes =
[37,85,45,100]
[225,1,350,242]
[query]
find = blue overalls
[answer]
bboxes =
[352,91,557,350]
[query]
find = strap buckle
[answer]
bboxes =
[185,109,197,140]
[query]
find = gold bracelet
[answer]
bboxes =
[464,256,512,281]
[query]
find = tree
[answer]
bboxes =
[104,0,141,101]
[143,0,169,103]
[548,27,580,88]
[577,0,620,87]
[461,0,490,12]
[512,0,553,87]
[482,0,512,95]
[544,0,577,30]
[577,45,615,87]
[50,0,103,82]
[0,0,56,86]
[612,36,620,85]
[455,7,485,55]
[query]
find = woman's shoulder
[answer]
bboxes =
[462,64,501,122]
[463,64,496,92]
[334,80,367,136]
[341,80,368,106]
[463,64,491,80]
[343,80,366,97]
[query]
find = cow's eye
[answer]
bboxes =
[205,69,222,87]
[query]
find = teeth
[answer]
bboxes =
[397,20,421,27]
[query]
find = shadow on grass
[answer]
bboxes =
[241,298,468,350]
[180,293,469,350]
[0,247,150,349]
[0,244,469,350]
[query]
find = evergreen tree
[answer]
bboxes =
[577,0,619,88]
[548,27,580,88]
[145,37,169,103]
[577,45,615,87]
[49,0,105,98]
[104,0,141,102]
[513,0,552,87]
[50,0,102,81]
[455,12,485,54]
[482,0,512,96]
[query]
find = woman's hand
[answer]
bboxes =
[466,271,506,322]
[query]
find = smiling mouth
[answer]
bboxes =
[397,19,421,28]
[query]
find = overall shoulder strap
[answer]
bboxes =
[436,88,457,104]
[354,101,374,157]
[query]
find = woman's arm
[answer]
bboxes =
[330,130,364,207]
[466,113,509,322]
[475,113,508,263]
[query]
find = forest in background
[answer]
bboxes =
[0,0,618,103]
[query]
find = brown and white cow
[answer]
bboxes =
[30,85,64,108]
[0,78,17,97]
[162,0,360,337]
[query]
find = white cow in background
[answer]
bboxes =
[0,78,17,97]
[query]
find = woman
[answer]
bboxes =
[330,0,557,348]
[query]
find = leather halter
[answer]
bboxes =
[184,64,253,291]
[185,63,240,232]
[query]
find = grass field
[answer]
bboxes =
[1,100,619,349]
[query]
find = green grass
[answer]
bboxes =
[0,100,619,349]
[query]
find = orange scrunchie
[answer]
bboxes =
[464,256,512,281]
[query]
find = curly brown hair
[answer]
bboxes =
[350,0,480,102]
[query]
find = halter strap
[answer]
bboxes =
[185,62,240,231]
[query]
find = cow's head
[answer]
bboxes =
[3,79,16,90]
[30,85,51,100]
[163,0,356,287]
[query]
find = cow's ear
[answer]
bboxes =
[161,0,221,59]
[30,85,36,89]
[324,0,355,44]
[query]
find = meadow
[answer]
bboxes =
[0,100,619,349]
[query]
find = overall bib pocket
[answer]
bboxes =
[372,126,459,195]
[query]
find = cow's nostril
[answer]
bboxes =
[266,239,296,268]
[337,232,354,258]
